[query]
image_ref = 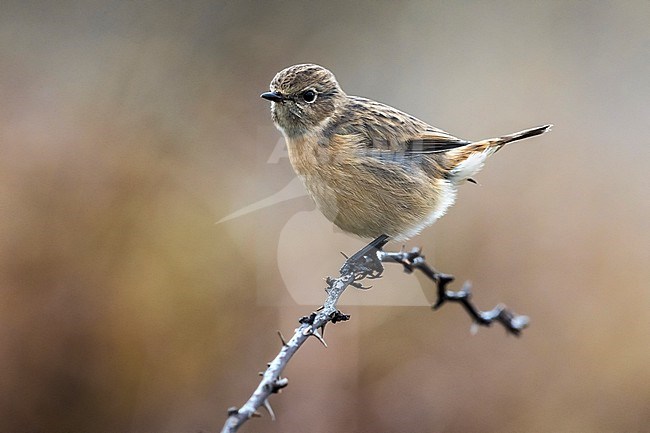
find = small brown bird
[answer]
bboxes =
[261,64,551,241]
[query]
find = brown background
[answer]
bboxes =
[1,1,649,432]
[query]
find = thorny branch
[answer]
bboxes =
[220,235,529,432]
[378,247,530,334]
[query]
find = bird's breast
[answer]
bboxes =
[283,134,454,240]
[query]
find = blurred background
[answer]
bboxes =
[1,1,649,432]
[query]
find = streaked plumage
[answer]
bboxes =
[262,64,551,240]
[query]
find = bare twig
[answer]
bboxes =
[220,235,528,432]
[378,247,529,335]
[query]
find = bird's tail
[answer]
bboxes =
[473,124,553,152]
[448,124,552,181]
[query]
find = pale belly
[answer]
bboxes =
[286,134,457,240]
[297,165,457,241]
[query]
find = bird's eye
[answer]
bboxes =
[302,90,317,103]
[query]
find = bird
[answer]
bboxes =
[261,64,551,241]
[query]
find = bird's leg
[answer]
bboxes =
[339,235,389,286]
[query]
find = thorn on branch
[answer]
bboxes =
[301,325,328,348]
[311,329,328,347]
[277,331,287,346]
[262,399,275,421]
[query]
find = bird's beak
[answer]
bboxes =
[260,91,285,103]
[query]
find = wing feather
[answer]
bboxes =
[405,131,471,154]
[334,96,471,156]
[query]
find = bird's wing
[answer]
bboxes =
[342,96,471,155]
[403,130,471,154]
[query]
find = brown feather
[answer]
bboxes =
[263,64,552,240]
